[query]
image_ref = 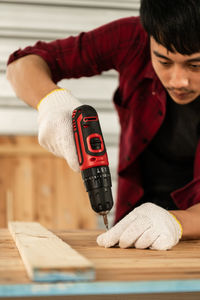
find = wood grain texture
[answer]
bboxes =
[59,231,200,281]
[33,157,55,228]
[0,136,96,230]
[0,158,12,227]
[1,228,200,284]
[13,157,34,222]
[8,222,95,282]
[3,294,200,300]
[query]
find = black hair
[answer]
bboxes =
[140,0,200,55]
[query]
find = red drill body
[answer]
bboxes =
[72,105,113,227]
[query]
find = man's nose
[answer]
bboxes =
[169,65,189,89]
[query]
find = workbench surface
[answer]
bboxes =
[1,228,200,299]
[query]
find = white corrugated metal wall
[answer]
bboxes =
[0,0,140,225]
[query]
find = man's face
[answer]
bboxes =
[150,37,200,104]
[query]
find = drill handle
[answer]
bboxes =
[72,105,109,170]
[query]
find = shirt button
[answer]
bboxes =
[142,138,148,144]
[152,91,156,95]
[158,110,163,116]
[126,156,131,161]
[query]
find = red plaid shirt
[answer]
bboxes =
[8,17,200,223]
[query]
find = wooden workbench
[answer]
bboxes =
[1,228,200,300]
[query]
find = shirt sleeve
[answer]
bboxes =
[7,16,145,83]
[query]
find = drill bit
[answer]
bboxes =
[102,214,109,230]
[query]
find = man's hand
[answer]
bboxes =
[97,203,183,250]
[38,88,81,172]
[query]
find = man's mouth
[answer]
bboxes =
[167,89,194,100]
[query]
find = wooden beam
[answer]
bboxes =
[8,222,95,282]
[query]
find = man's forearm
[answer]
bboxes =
[6,55,59,109]
[171,203,200,240]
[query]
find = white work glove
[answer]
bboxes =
[97,203,183,250]
[37,88,81,172]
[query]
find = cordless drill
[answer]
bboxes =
[72,105,113,229]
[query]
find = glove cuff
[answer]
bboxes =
[169,212,183,239]
[37,88,81,113]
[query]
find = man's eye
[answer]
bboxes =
[189,64,200,69]
[159,61,171,66]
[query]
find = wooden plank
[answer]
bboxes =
[13,157,35,222]
[6,190,14,223]
[0,136,49,155]
[8,222,95,282]
[0,160,7,227]
[0,158,14,227]
[33,157,55,229]
[54,158,96,229]
[1,229,200,298]
[1,283,200,300]
[59,231,200,281]
[0,136,97,230]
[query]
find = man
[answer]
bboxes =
[6,0,200,250]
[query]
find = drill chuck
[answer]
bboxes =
[82,165,113,213]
